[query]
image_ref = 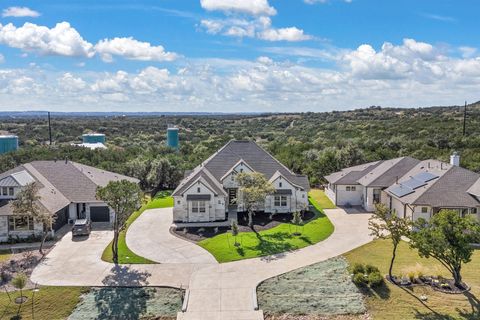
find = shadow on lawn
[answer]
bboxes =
[358,282,391,300]
[246,232,295,257]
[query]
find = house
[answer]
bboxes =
[172,140,310,224]
[0,160,139,241]
[325,153,480,222]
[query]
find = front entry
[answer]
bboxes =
[228,188,237,205]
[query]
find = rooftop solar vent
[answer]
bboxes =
[390,185,415,198]
[414,172,439,183]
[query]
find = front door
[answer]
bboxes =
[228,189,237,205]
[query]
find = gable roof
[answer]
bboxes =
[0,161,139,215]
[173,140,309,197]
[325,161,382,185]
[358,157,421,187]
[413,166,480,208]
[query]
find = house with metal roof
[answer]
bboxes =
[0,160,138,242]
[325,153,480,222]
[172,140,310,224]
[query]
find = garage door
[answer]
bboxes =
[90,206,110,222]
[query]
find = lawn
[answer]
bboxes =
[102,192,174,264]
[343,239,480,319]
[309,189,336,209]
[0,249,11,263]
[0,286,86,320]
[198,192,335,263]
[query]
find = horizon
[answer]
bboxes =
[0,0,479,112]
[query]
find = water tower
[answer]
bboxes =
[167,126,179,149]
[0,135,19,154]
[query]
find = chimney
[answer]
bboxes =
[450,151,460,167]
[395,176,399,184]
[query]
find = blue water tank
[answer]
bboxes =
[82,133,106,144]
[167,127,179,149]
[0,135,19,154]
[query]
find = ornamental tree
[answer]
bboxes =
[368,203,412,282]
[96,180,142,264]
[410,209,480,287]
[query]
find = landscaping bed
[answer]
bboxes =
[69,287,183,320]
[257,257,366,317]
[173,210,316,242]
[388,275,470,294]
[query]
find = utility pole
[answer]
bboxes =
[48,112,53,145]
[463,101,467,136]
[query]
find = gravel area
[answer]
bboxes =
[258,257,366,317]
[68,287,183,320]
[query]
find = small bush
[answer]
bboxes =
[365,264,379,274]
[368,271,384,288]
[353,273,367,286]
[407,271,415,282]
[350,263,365,275]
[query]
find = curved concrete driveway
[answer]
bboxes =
[126,208,217,264]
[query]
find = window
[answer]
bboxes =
[2,187,7,196]
[197,187,201,193]
[191,201,206,213]
[346,186,351,191]
[8,216,34,231]
[421,207,428,213]
[274,196,288,207]
[351,186,356,191]
[177,200,181,205]
[8,187,14,196]
[240,169,243,173]
[279,182,282,188]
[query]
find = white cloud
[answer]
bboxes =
[1,39,480,112]
[94,37,178,62]
[0,22,94,57]
[2,7,40,18]
[200,0,276,16]
[459,46,477,59]
[200,17,311,42]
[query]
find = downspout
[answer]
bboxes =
[406,203,415,221]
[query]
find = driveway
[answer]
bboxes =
[126,208,217,264]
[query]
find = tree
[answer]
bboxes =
[12,273,27,304]
[236,172,275,228]
[146,157,183,195]
[11,182,56,255]
[410,209,480,287]
[368,203,412,282]
[231,220,240,247]
[291,211,303,235]
[96,180,142,264]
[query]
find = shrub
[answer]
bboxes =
[407,271,415,282]
[368,271,384,288]
[365,264,379,274]
[353,272,367,286]
[350,263,365,275]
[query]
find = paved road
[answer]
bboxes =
[31,207,373,320]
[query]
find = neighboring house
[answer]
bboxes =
[0,160,139,241]
[172,140,310,224]
[326,153,480,222]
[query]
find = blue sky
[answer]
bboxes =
[0,0,479,112]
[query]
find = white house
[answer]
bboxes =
[325,153,480,222]
[0,160,138,242]
[172,140,310,224]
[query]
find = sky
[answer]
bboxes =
[0,0,479,113]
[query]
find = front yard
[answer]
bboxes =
[198,191,335,263]
[102,192,174,264]
[344,239,480,319]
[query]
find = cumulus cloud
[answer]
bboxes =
[2,7,40,18]
[200,0,276,16]
[200,16,311,42]
[0,22,94,57]
[95,37,178,62]
[1,39,480,112]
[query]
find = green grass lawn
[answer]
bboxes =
[101,192,174,264]
[0,286,86,320]
[198,192,335,263]
[0,250,11,263]
[309,189,336,209]
[344,239,480,319]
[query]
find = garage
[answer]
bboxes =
[90,206,110,222]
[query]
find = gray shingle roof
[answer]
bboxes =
[173,140,309,196]
[326,161,382,185]
[0,161,139,215]
[359,157,421,187]
[413,166,480,207]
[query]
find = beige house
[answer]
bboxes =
[172,140,310,224]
